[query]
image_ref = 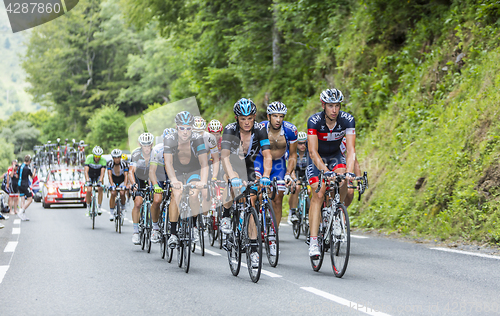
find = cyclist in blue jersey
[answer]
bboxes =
[254,101,298,228]
[289,131,309,222]
[107,149,129,221]
[307,88,357,258]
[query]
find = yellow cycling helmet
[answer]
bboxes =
[121,153,128,160]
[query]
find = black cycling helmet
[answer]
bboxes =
[233,98,257,116]
[175,111,195,126]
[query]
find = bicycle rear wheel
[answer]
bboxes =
[198,214,205,256]
[115,202,120,233]
[330,204,350,278]
[226,214,241,276]
[310,234,325,272]
[208,213,216,247]
[245,207,262,283]
[218,205,224,249]
[146,204,152,253]
[263,202,279,267]
[182,217,192,273]
[92,193,96,230]
[302,196,310,237]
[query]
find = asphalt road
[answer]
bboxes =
[1,200,500,316]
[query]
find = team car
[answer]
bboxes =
[42,168,87,208]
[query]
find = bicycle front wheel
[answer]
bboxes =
[92,193,96,230]
[146,204,152,253]
[198,214,205,256]
[115,202,120,233]
[263,202,279,267]
[182,217,192,273]
[330,204,350,278]
[226,215,241,276]
[310,234,325,272]
[245,207,262,283]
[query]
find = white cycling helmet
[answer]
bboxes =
[80,140,85,145]
[297,132,307,142]
[193,116,207,131]
[267,101,287,115]
[138,132,154,146]
[111,149,122,158]
[92,146,103,156]
[320,88,344,104]
[208,119,223,133]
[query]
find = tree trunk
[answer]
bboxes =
[272,1,281,71]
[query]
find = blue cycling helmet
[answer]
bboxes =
[175,111,194,126]
[162,128,176,137]
[233,98,257,117]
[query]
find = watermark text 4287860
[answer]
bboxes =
[3,0,79,33]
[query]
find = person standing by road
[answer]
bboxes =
[17,155,34,221]
[7,160,19,216]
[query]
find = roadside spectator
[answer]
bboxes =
[17,155,34,221]
[7,160,19,215]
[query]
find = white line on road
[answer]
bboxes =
[13,219,20,225]
[281,223,290,227]
[12,227,20,235]
[351,235,369,239]
[204,249,222,256]
[4,241,18,253]
[0,265,9,284]
[301,287,392,316]
[240,262,282,278]
[430,247,500,260]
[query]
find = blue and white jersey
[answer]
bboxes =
[259,120,298,158]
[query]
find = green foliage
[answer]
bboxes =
[0,5,39,119]
[0,120,40,155]
[22,0,149,135]
[88,105,127,152]
[0,138,15,172]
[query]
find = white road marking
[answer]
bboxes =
[4,241,18,253]
[240,262,282,278]
[204,249,222,256]
[281,223,290,227]
[430,247,500,260]
[0,265,9,284]
[351,235,369,239]
[301,287,392,316]
[13,219,21,225]
[12,227,20,235]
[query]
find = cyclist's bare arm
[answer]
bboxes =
[84,166,90,182]
[107,169,114,186]
[286,141,298,177]
[128,166,136,186]
[261,148,272,179]
[221,148,237,180]
[149,163,159,186]
[345,134,356,175]
[198,152,209,184]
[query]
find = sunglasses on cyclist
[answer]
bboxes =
[298,142,306,145]
[178,126,192,131]
[94,155,101,159]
